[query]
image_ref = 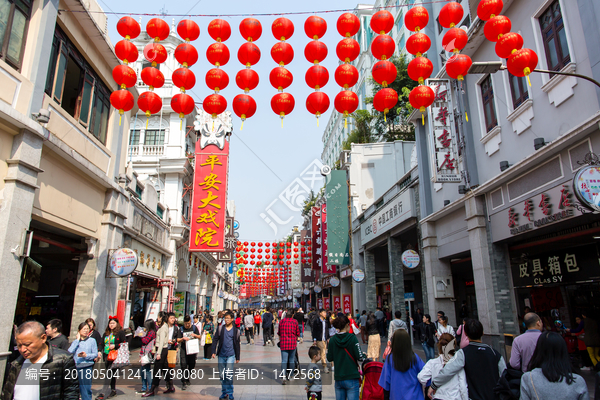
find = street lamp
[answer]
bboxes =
[468,62,600,89]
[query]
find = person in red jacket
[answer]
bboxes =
[254,312,262,336]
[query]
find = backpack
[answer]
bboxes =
[360,360,384,400]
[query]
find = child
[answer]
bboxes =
[306,346,323,400]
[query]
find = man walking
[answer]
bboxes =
[279,309,300,384]
[45,319,70,351]
[375,307,385,337]
[177,315,201,390]
[293,308,305,343]
[211,312,241,400]
[243,311,254,345]
[311,309,331,373]
[510,312,543,372]
[262,308,274,346]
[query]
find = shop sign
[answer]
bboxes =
[321,203,328,271]
[333,296,341,310]
[404,292,415,301]
[352,269,365,282]
[301,266,315,282]
[311,207,322,270]
[318,298,323,309]
[361,189,415,246]
[314,285,322,293]
[173,292,186,320]
[190,140,230,252]
[343,294,351,314]
[109,248,138,276]
[427,79,461,183]
[401,250,420,269]
[323,297,331,310]
[323,264,337,274]
[304,288,310,295]
[326,170,350,265]
[340,268,352,279]
[573,165,600,212]
[330,277,340,287]
[511,245,600,288]
[218,217,236,262]
[384,283,391,293]
[322,275,333,288]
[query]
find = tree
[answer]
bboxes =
[301,189,318,217]
[342,109,375,150]
[365,54,418,142]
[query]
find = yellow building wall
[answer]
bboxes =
[0,129,14,192]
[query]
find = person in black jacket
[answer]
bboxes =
[2,321,79,400]
[211,312,240,400]
[311,309,331,373]
[262,309,274,346]
[45,319,70,351]
[96,317,127,400]
[85,318,103,362]
[415,314,437,361]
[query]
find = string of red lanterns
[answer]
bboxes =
[439,2,472,84]
[203,19,230,123]
[171,19,199,129]
[304,15,330,127]
[370,10,398,122]
[110,16,140,125]
[232,19,260,129]
[269,17,295,127]
[334,13,360,129]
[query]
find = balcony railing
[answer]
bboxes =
[127,145,165,157]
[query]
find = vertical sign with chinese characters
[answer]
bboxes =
[218,217,236,261]
[323,297,331,310]
[427,79,461,183]
[318,298,323,309]
[333,296,341,311]
[342,294,351,314]
[190,140,229,252]
[321,203,332,274]
[312,207,322,270]
[326,170,351,266]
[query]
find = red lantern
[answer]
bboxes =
[117,16,140,39]
[174,43,198,67]
[306,92,330,121]
[305,65,329,89]
[477,0,504,21]
[370,10,394,34]
[271,93,295,122]
[143,43,167,65]
[409,85,434,121]
[208,19,231,42]
[115,40,138,64]
[495,32,523,58]
[236,69,259,93]
[172,68,196,92]
[137,91,162,117]
[442,28,468,53]
[405,6,429,32]
[406,32,431,57]
[446,54,473,81]
[484,16,511,42]
[146,18,170,42]
[237,42,261,67]
[232,94,257,126]
[177,20,200,42]
[304,40,328,64]
[269,67,293,91]
[271,42,294,66]
[112,65,136,89]
[407,57,433,84]
[336,38,360,63]
[371,34,395,60]
[272,17,294,41]
[240,18,262,42]
[206,42,230,67]
[304,15,327,39]
[507,48,538,77]
[372,60,397,87]
[373,88,398,121]
[334,64,359,89]
[337,13,360,37]
[206,68,230,92]
[334,90,359,124]
[203,94,227,117]
[171,93,195,118]
[109,90,134,123]
[141,67,165,89]
[439,2,464,28]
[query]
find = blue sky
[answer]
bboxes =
[104,0,367,241]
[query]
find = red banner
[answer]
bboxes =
[323,264,337,274]
[343,294,351,314]
[240,286,247,298]
[311,206,321,270]
[190,140,229,252]
[321,203,328,273]
[323,297,331,310]
[318,298,323,309]
[333,296,340,311]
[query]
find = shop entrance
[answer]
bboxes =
[451,255,478,322]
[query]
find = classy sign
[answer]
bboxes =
[401,250,420,269]
[330,277,340,287]
[427,79,461,183]
[361,189,415,246]
[109,248,138,276]
[190,140,230,252]
[352,269,365,282]
[573,165,600,212]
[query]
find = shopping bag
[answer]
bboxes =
[205,332,213,345]
[140,339,155,366]
[112,342,130,369]
[167,349,178,368]
[107,350,118,362]
[186,338,200,355]
[200,332,206,347]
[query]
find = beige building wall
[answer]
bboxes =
[0,129,15,192]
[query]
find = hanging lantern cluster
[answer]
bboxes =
[204,19,230,122]
[170,19,199,129]
[233,19,260,129]
[111,16,140,125]
[370,10,398,122]
[438,2,472,84]
[304,15,330,126]
[300,239,313,265]
[478,0,538,85]
[334,13,360,128]
[405,6,434,124]
[269,17,295,127]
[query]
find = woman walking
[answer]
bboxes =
[278,309,300,384]
[455,318,470,349]
[416,314,437,361]
[520,331,589,399]
[418,333,467,400]
[96,316,126,400]
[254,311,262,336]
[138,319,156,394]
[86,318,103,362]
[69,322,98,400]
[327,316,365,400]
[436,316,456,339]
[143,312,177,397]
[379,329,426,400]
[202,315,215,360]
[365,312,381,361]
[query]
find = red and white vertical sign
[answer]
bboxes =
[343,294,351,314]
[321,203,328,273]
[318,298,323,309]
[333,296,340,311]
[311,206,321,270]
[189,140,230,251]
[240,286,247,298]
[323,297,331,310]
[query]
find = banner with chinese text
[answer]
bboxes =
[311,207,322,270]
[321,203,329,273]
[323,297,330,310]
[342,294,351,314]
[333,296,340,311]
[326,171,350,266]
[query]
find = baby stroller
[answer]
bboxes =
[360,359,384,400]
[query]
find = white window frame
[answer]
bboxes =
[475,73,501,138]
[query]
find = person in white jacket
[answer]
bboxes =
[436,315,456,339]
[418,333,468,400]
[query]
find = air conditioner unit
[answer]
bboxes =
[339,150,351,168]
[433,275,454,299]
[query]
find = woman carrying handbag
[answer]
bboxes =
[143,312,177,397]
[137,320,157,394]
[96,316,126,400]
[202,315,215,360]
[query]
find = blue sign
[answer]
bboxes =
[228,263,233,274]
[233,220,240,230]
[404,292,415,301]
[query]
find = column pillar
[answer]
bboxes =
[387,236,404,314]
[70,238,98,338]
[364,249,376,311]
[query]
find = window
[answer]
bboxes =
[156,206,164,219]
[509,74,529,109]
[540,0,570,71]
[45,26,112,144]
[135,185,143,199]
[480,75,497,132]
[0,0,31,69]
[436,17,443,35]
[144,129,165,146]
[129,129,140,146]
[460,14,471,29]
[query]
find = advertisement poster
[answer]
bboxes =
[343,294,352,314]
[326,171,350,265]
[173,291,186,322]
[333,296,340,311]
[323,297,331,310]
[318,298,323,309]
[311,206,321,270]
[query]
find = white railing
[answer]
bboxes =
[128,146,139,156]
[142,145,164,156]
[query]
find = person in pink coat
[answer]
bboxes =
[455,318,470,349]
